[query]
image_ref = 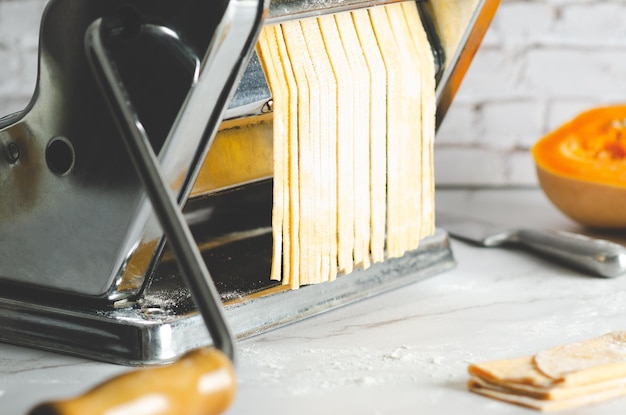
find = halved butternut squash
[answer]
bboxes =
[532,106,626,229]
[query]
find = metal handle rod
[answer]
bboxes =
[85,18,236,363]
[516,229,626,279]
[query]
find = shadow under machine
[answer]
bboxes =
[0,0,499,365]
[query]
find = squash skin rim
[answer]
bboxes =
[535,164,626,229]
[533,154,626,192]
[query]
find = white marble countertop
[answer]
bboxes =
[3,188,626,415]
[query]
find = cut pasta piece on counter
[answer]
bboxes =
[468,331,626,411]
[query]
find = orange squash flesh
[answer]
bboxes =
[532,106,626,229]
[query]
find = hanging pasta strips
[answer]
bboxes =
[257,2,437,288]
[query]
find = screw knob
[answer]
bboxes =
[3,142,20,164]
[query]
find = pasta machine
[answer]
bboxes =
[0,0,499,365]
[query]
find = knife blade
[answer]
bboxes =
[436,211,626,278]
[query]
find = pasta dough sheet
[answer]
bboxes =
[468,331,626,411]
[469,376,626,412]
[535,331,626,387]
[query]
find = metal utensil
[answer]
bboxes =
[437,211,626,278]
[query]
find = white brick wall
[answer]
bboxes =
[0,0,623,187]
[436,0,626,186]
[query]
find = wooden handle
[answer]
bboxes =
[28,348,236,415]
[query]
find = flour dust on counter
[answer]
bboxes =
[256,1,437,289]
[236,341,476,397]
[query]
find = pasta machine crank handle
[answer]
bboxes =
[85,16,236,363]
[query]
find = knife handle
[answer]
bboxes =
[515,229,626,278]
[28,348,235,415]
